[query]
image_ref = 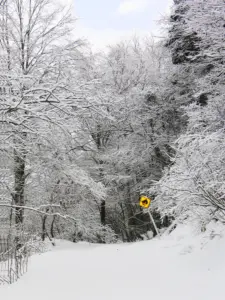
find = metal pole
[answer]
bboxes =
[148,209,160,236]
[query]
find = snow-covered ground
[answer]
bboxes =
[1,222,225,300]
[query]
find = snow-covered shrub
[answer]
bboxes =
[57,222,119,244]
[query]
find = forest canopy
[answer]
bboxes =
[0,0,224,243]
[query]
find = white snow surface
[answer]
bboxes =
[1,222,225,300]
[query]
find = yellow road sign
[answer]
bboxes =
[139,195,151,208]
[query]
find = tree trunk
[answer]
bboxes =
[100,200,106,226]
[41,208,50,241]
[41,215,47,241]
[50,215,56,239]
[14,150,26,227]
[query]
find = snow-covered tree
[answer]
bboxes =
[78,37,185,240]
[0,0,109,241]
[153,0,225,229]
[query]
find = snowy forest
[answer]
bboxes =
[0,0,224,246]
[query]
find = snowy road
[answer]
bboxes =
[1,225,225,300]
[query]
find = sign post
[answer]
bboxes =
[139,195,160,236]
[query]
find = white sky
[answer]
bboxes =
[68,0,173,51]
[118,0,150,15]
